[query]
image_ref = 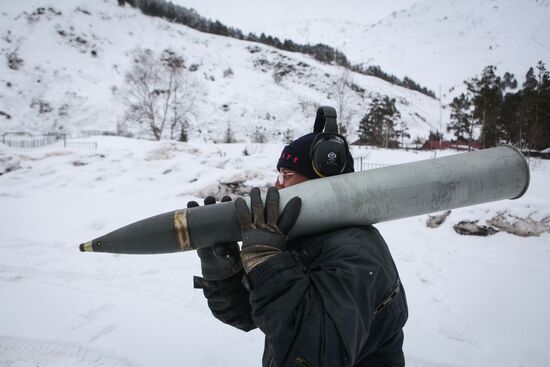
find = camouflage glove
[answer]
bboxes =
[234,187,301,273]
[188,196,242,282]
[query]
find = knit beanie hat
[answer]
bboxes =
[276,133,355,179]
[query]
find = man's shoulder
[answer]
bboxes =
[295,225,392,266]
[321,225,381,238]
[304,225,385,247]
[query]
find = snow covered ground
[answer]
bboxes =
[1,137,549,366]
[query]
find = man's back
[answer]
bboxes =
[249,226,408,367]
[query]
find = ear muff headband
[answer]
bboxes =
[314,107,338,134]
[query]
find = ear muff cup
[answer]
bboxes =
[310,133,348,177]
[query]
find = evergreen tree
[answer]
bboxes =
[498,92,523,146]
[428,130,444,141]
[447,93,473,148]
[523,67,537,90]
[358,102,383,146]
[501,72,518,90]
[210,20,229,36]
[465,65,504,147]
[283,39,297,52]
[138,0,164,18]
[537,62,550,149]
[518,62,550,150]
[358,97,401,148]
[494,71,519,147]
[531,61,550,149]
[518,66,538,149]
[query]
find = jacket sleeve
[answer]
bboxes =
[246,227,399,367]
[194,270,257,332]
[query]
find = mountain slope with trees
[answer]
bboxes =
[260,0,550,97]
[0,0,442,143]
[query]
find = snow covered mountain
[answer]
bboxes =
[0,0,443,142]
[261,0,550,97]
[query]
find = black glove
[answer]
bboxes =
[187,196,242,282]
[234,186,301,273]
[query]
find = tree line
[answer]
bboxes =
[448,61,550,151]
[355,61,550,151]
[117,0,435,98]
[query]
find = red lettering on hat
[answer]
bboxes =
[293,157,299,164]
[286,154,292,160]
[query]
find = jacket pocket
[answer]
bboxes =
[295,356,312,367]
[373,278,401,319]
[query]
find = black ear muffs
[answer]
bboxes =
[310,133,348,177]
[310,107,349,177]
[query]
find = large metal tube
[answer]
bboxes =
[79,145,529,254]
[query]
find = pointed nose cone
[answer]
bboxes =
[79,241,93,252]
[76,209,197,254]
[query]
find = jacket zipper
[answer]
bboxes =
[373,278,401,319]
[295,356,312,367]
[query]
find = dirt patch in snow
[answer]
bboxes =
[426,210,451,228]
[488,211,550,237]
[453,220,499,236]
[452,210,550,237]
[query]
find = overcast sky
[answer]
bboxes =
[169,0,419,32]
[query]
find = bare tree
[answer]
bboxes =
[334,68,352,137]
[124,48,198,140]
[162,49,199,140]
[282,128,294,143]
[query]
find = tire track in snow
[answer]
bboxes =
[0,335,139,367]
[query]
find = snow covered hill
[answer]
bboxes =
[0,0,443,142]
[0,138,549,366]
[261,0,550,97]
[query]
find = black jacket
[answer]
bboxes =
[199,226,408,367]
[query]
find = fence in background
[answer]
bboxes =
[356,156,390,171]
[1,132,97,150]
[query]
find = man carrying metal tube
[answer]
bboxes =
[189,107,408,367]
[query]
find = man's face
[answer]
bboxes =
[274,167,310,189]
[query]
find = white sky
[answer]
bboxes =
[169,0,419,32]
